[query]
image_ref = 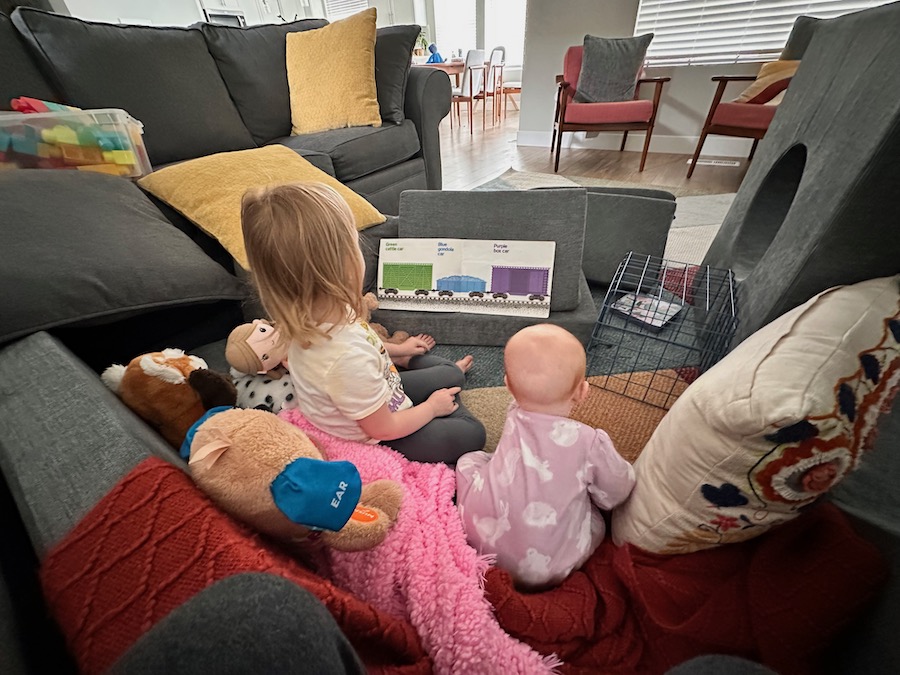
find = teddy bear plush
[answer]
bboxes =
[189,408,402,551]
[103,349,403,552]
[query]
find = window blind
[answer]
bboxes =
[323,0,370,21]
[635,0,886,66]
[433,0,477,59]
[484,0,527,66]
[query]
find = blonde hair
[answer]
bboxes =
[241,182,365,347]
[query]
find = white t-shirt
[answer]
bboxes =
[287,320,413,443]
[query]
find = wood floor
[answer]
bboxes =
[439,107,749,194]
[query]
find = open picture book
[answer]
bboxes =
[377,238,556,318]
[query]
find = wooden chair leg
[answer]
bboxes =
[468,101,473,135]
[553,130,563,172]
[620,131,629,152]
[550,126,557,154]
[687,129,709,179]
[749,138,760,162]
[639,124,654,172]
[482,96,486,131]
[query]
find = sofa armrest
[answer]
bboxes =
[0,332,180,558]
[405,67,452,191]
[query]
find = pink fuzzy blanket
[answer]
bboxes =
[281,410,559,674]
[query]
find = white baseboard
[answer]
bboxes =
[516,130,754,159]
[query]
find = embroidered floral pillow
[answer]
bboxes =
[612,275,900,554]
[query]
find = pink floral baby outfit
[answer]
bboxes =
[456,402,635,589]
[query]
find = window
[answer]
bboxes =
[484,0,527,66]
[635,0,886,66]
[324,0,370,21]
[433,0,477,58]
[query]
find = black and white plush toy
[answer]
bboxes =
[231,367,297,413]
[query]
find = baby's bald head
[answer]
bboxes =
[504,324,586,410]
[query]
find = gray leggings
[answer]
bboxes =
[386,354,486,465]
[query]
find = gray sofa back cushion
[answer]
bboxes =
[201,18,328,145]
[0,170,246,345]
[11,8,256,166]
[375,25,419,124]
[0,12,56,111]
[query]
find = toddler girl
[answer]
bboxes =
[456,324,635,589]
[241,182,485,464]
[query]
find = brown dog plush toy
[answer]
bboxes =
[103,349,402,552]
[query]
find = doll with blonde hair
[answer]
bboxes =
[241,182,485,463]
[456,324,635,589]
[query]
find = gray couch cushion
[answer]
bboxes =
[0,171,245,345]
[375,25,419,124]
[574,33,653,103]
[0,12,55,111]
[273,119,420,182]
[0,332,178,557]
[397,189,587,312]
[11,8,255,166]
[200,18,328,145]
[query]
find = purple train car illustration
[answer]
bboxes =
[491,265,550,296]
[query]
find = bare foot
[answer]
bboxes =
[456,355,474,374]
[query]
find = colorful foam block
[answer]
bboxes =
[59,143,104,165]
[76,163,131,176]
[102,150,136,165]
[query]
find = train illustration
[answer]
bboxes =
[381,263,550,300]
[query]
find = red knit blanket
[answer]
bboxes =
[485,502,887,674]
[40,458,430,674]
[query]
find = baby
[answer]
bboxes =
[455,324,636,590]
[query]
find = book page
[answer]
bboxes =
[377,238,556,318]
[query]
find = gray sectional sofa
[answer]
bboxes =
[0,10,449,671]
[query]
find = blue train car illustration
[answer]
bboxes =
[435,275,487,294]
[491,266,550,296]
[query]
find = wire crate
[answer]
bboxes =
[587,253,738,409]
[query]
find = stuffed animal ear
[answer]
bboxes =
[101,364,126,393]
[188,369,238,409]
[189,438,231,472]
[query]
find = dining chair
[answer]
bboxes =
[552,45,669,173]
[450,49,485,134]
[475,48,504,128]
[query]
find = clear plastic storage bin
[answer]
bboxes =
[0,108,152,178]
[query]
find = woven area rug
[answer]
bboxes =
[460,371,689,459]
[473,167,734,198]
[473,168,735,266]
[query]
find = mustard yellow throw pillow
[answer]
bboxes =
[286,8,381,135]
[138,145,385,270]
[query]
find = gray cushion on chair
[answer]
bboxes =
[574,33,653,103]
[0,332,178,558]
[397,189,587,312]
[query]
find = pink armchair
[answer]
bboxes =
[552,45,669,173]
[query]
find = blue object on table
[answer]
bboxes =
[426,43,444,64]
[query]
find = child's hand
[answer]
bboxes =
[426,386,461,417]
[400,334,435,356]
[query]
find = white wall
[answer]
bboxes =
[518,0,760,157]
[63,0,204,25]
